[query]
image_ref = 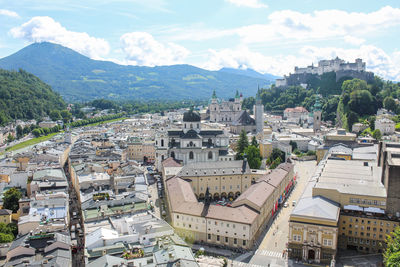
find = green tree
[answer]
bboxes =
[49,110,62,121]
[244,145,261,169]
[236,130,249,159]
[60,110,72,123]
[2,188,22,213]
[368,116,376,131]
[16,125,23,139]
[0,233,13,243]
[32,129,41,137]
[347,111,359,130]
[6,134,15,143]
[372,129,382,140]
[384,96,397,112]
[251,136,258,147]
[384,227,400,266]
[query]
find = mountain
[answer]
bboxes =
[0,42,272,102]
[219,67,280,81]
[0,69,65,125]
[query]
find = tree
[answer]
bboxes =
[289,140,297,151]
[244,145,261,169]
[372,129,382,140]
[60,110,72,123]
[384,96,397,112]
[368,116,376,131]
[49,110,62,121]
[2,188,22,213]
[236,130,249,159]
[384,227,400,266]
[32,129,41,138]
[347,111,359,131]
[16,125,23,139]
[6,134,15,143]
[251,136,258,147]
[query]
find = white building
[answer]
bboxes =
[155,109,233,170]
[375,118,395,135]
[283,107,309,123]
[208,90,242,124]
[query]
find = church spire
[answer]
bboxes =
[235,90,240,99]
[212,90,217,99]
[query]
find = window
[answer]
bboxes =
[208,234,211,240]
[323,239,332,246]
[189,151,194,159]
[176,215,179,219]
[217,235,220,241]
[189,224,192,228]
[243,240,246,246]
[208,151,213,159]
[161,139,164,147]
[225,237,228,243]
[234,238,237,244]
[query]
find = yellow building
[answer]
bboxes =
[0,209,12,224]
[259,141,273,159]
[165,160,295,250]
[175,160,271,200]
[289,144,400,263]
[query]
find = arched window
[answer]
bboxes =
[208,151,213,159]
[190,123,193,129]
[161,139,164,147]
[171,152,175,159]
[189,151,194,160]
[189,141,193,147]
[208,138,212,146]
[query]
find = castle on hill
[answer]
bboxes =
[276,57,373,87]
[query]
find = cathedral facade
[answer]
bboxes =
[155,109,233,170]
[208,90,243,124]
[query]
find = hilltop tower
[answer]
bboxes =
[313,96,322,133]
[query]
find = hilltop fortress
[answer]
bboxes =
[276,57,374,87]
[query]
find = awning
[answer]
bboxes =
[364,207,385,214]
[343,205,363,211]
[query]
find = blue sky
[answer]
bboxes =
[1,0,400,80]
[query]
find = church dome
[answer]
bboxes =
[183,109,201,122]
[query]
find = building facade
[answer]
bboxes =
[155,109,232,170]
[209,91,243,124]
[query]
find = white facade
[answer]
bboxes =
[375,118,395,135]
[209,93,242,124]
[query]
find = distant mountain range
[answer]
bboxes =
[219,67,280,81]
[0,42,275,102]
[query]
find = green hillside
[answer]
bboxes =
[249,76,400,131]
[0,69,66,125]
[0,42,272,102]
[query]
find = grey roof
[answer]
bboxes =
[177,160,250,177]
[291,196,340,222]
[87,254,127,267]
[232,110,255,126]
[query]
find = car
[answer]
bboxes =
[226,204,232,207]
[292,200,297,206]
[283,202,289,208]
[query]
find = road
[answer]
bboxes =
[64,161,86,267]
[248,161,318,267]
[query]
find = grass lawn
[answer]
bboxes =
[4,132,61,153]
[2,117,127,154]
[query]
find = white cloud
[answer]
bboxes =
[236,6,400,44]
[120,32,190,66]
[225,0,267,8]
[166,6,400,45]
[0,9,19,18]
[202,45,400,81]
[343,35,365,46]
[10,16,110,59]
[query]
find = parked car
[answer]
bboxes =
[292,200,297,206]
[283,202,289,208]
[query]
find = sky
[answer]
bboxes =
[1,0,400,80]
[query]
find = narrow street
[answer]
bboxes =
[64,161,86,267]
[248,161,318,266]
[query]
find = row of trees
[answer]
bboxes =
[31,113,125,138]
